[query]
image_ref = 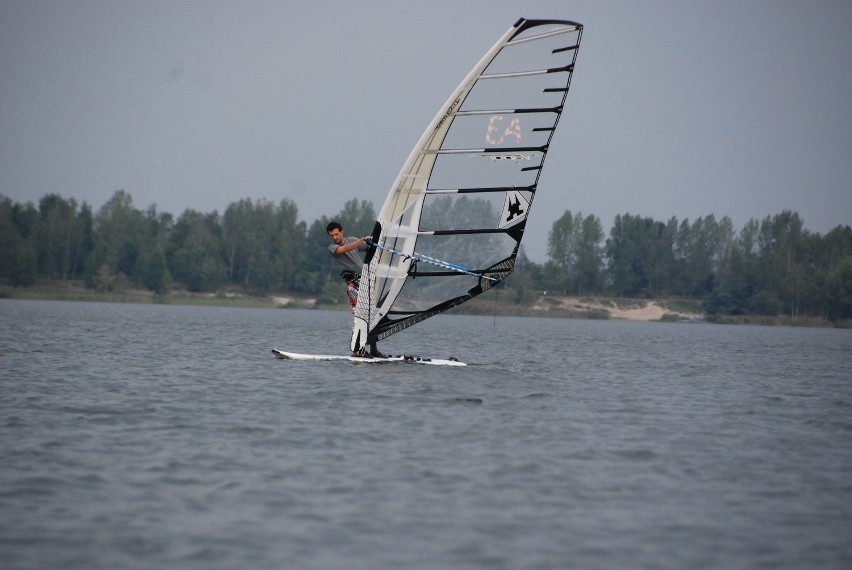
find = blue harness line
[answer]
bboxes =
[366,239,498,282]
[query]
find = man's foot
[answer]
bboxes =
[369,345,387,358]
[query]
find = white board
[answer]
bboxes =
[272,349,466,367]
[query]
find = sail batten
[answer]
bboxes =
[553,45,580,54]
[425,145,547,155]
[454,107,562,116]
[426,185,536,195]
[506,25,581,45]
[480,69,550,79]
[351,18,583,352]
[420,228,520,236]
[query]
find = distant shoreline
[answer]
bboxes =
[1,281,848,329]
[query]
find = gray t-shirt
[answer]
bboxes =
[328,237,368,274]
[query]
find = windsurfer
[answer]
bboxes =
[326,221,386,358]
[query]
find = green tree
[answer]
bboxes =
[756,211,805,317]
[223,197,308,292]
[137,205,173,294]
[507,270,537,305]
[238,198,277,290]
[574,213,604,295]
[606,214,670,297]
[86,190,144,286]
[0,196,38,286]
[271,198,309,292]
[547,210,577,290]
[825,256,852,320]
[222,198,255,285]
[679,215,721,296]
[141,243,170,294]
[606,214,643,296]
[709,214,851,319]
[37,194,75,279]
[801,225,852,318]
[710,218,760,315]
[34,193,94,281]
[646,216,677,296]
[168,209,227,292]
[547,211,604,294]
[74,203,95,279]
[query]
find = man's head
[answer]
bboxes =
[326,221,344,245]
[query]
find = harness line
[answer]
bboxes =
[366,239,498,282]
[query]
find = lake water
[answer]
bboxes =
[2,299,851,569]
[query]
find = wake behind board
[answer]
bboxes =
[272,349,466,367]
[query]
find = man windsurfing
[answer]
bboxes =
[326,221,385,358]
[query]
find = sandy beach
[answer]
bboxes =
[533,296,704,322]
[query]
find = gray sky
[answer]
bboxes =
[2,0,850,262]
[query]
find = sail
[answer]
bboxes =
[351,18,583,352]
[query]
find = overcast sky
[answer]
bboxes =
[2,0,850,261]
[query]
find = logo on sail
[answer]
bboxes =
[498,190,530,229]
[485,115,523,145]
[484,154,532,163]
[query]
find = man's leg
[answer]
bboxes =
[347,282,370,356]
[347,281,358,315]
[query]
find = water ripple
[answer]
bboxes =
[1,301,851,569]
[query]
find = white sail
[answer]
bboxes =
[352,18,583,352]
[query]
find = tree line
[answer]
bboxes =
[1,191,850,320]
[542,210,851,320]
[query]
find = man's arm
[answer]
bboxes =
[332,236,369,255]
